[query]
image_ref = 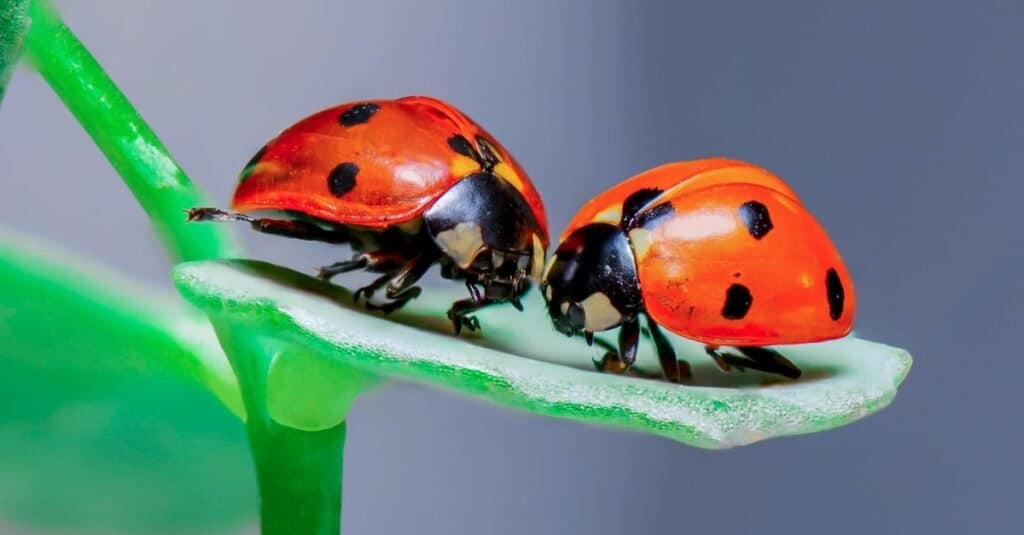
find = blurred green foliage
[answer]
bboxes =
[0,0,27,105]
[0,231,254,532]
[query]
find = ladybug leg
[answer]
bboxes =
[187,208,347,243]
[619,319,640,369]
[581,331,616,353]
[358,253,437,314]
[186,207,248,223]
[373,253,438,313]
[646,317,692,382]
[703,346,802,379]
[317,250,407,281]
[736,346,802,379]
[317,255,369,280]
[382,259,432,299]
[465,281,483,303]
[593,319,639,375]
[704,345,735,373]
[353,273,392,304]
[364,288,421,314]
[446,297,496,335]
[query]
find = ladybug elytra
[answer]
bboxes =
[540,158,855,381]
[189,96,548,332]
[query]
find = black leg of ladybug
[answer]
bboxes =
[594,319,639,375]
[362,253,437,314]
[317,250,409,281]
[317,255,369,281]
[704,345,802,379]
[647,317,691,382]
[353,273,392,304]
[581,331,618,354]
[704,345,734,372]
[465,281,483,303]
[737,346,802,379]
[446,297,499,335]
[187,208,347,243]
[364,287,422,314]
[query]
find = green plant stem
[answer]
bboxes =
[214,321,350,535]
[21,0,240,262]
[250,421,346,535]
[0,0,29,106]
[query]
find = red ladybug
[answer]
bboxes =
[189,96,548,332]
[540,158,855,381]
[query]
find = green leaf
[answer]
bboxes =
[0,228,242,416]
[0,366,255,534]
[0,0,29,106]
[174,259,913,449]
[0,229,254,533]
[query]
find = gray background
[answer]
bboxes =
[2,0,1020,533]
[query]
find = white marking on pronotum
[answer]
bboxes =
[592,204,623,225]
[628,228,653,259]
[542,255,557,280]
[531,234,546,281]
[580,292,622,332]
[435,222,485,269]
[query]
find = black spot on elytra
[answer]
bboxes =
[447,134,479,160]
[238,145,267,182]
[475,135,502,167]
[738,200,773,239]
[339,102,379,126]
[621,188,666,228]
[825,268,845,320]
[721,284,753,319]
[634,202,674,228]
[327,162,359,197]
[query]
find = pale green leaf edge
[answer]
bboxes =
[0,227,243,418]
[173,259,912,450]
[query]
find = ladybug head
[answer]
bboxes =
[424,173,547,305]
[540,223,643,337]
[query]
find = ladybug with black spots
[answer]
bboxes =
[188,96,548,333]
[540,158,855,381]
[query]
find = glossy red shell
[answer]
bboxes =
[230,96,548,237]
[566,159,855,346]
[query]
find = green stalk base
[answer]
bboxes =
[248,420,345,535]
[214,320,351,534]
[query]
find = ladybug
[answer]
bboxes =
[188,96,549,333]
[540,158,855,381]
